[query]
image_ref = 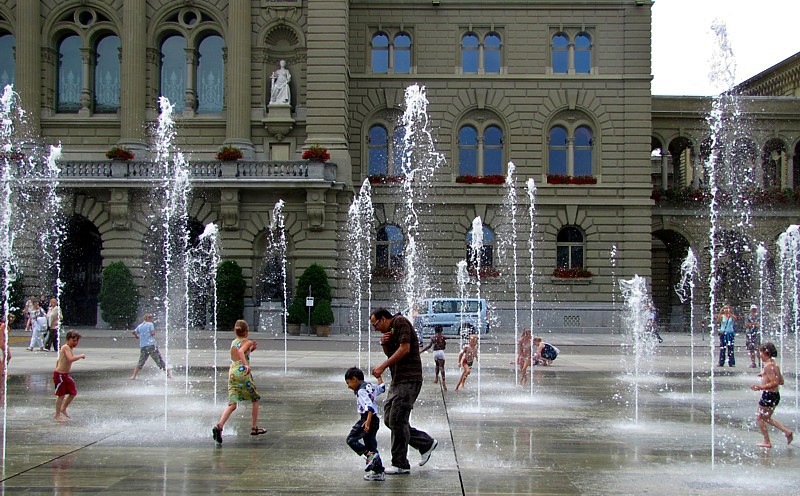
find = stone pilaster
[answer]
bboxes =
[119,0,147,150]
[305,0,351,185]
[225,0,254,158]
[16,0,40,133]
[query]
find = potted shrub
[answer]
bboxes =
[286,297,306,335]
[311,299,334,337]
[301,145,330,163]
[216,145,243,161]
[106,146,134,161]
[287,263,332,334]
[216,260,246,331]
[98,261,139,328]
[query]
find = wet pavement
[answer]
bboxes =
[2,331,799,494]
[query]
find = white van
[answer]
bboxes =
[405,298,490,337]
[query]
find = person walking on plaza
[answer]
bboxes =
[370,308,437,475]
[717,304,737,367]
[344,366,386,481]
[745,304,761,368]
[23,295,34,332]
[44,298,62,352]
[419,325,447,390]
[26,301,46,351]
[130,313,171,380]
[212,320,266,444]
[751,342,793,448]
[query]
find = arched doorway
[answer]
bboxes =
[60,216,102,325]
[651,229,691,332]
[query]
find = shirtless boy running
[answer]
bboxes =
[420,325,447,390]
[455,334,478,391]
[53,330,86,422]
[751,342,793,448]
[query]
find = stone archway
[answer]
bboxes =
[652,229,691,332]
[60,215,103,326]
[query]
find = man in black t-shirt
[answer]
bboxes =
[370,308,437,474]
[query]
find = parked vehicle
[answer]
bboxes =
[403,298,490,338]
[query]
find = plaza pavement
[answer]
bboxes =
[1,329,799,494]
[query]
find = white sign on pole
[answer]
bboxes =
[306,297,315,307]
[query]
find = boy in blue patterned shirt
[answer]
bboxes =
[345,366,386,481]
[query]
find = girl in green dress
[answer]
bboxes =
[212,319,266,443]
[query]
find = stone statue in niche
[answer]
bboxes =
[269,60,291,105]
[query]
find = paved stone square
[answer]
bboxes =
[1,332,799,494]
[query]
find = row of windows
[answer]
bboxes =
[369,31,592,74]
[368,123,595,177]
[376,224,585,271]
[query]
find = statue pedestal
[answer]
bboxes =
[263,103,295,141]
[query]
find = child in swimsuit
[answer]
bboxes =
[455,334,478,391]
[212,320,266,443]
[420,325,447,390]
[54,330,85,422]
[517,329,532,385]
[532,336,559,366]
[751,342,793,448]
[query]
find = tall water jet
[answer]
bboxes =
[269,200,288,373]
[777,225,800,412]
[619,275,656,423]
[676,248,699,396]
[469,217,484,409]
[526,178,537,397]
[756,243,767,348]
[395,84,445,312]
[346,180,373,368]
[456,260,469,349]
[155,96,191,420]
[501,162,520,385]
[189,223,220,403]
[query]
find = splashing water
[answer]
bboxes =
[470,217,484,409]
[501,162,520,385]
[777,225,800,414]
[269,200,288,373]
[189,223,220,403]
[756,244,767,349]
[675,248,699,396]
[346,180,373,368]
[456,260,469,350]
[526,178,537,397]
[619,275,657,424]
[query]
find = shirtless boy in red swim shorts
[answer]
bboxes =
[54,330,85,422]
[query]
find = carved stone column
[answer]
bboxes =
[119,0,147,150]
[79,47,93,116]
[225,0,254,158]
[661,152,668,190]
[16,0,41,132]
[183,48,197,116]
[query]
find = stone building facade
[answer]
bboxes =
[0,0,797,333]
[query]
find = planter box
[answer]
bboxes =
[315,325,330,337]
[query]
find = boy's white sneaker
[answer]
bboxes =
[384,466,410,475]
[363,472,385,481]
[419,439,438,466]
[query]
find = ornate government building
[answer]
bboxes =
[0,0,798,332]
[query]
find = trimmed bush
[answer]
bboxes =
[216,260,246,331]
[288,263,332,326]
[99,262,139,329]
[311,299,334,326]
[287,296,308,325]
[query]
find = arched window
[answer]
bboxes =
[0,33,15,87]
[483,126,503,175]
[368,125,388,176]
[376,225,403,269]
[548,126,568,175]
[461,33,479,73]
[484,33,501,73]
[466,226,495,268]
[196,35,224,113]
[574,126,593,176]
[557,226,584,269]
[458,126,478,176]
[394,33,411,74]
[371,33,389,73]
[574,33,591,74]
[57,34,82,113]
[160,35,186,112]
[93,35,120,113]
[551,33,568,74]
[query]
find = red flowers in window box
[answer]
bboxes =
[106,146,134,161]
[552,267,592,278]
[216,145,243,161]
[467,266,501,278]
[546,174,597,185]
[456,175,506,185]
[302,145,330,163]
[0,150,25,162]
[372,267,403,280]
[368,175,404,185]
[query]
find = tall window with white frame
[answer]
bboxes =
[551,31,592,74]
[159,30,224,115]
[196,35,224,113]
[93,35,120,113]
[376,225,404,269]
[556,226,584,270]
[160,34,186,112]
[370,31,412,74]
[548,125,594,177]
[56,34,83,113]
[0,32,15,88]
[461,31,502,74]
[458,124,504,177]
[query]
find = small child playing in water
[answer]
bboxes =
[420,325,447,390]
[54,330,85,422]
[212,320,266,444]
[345,366,386,481]
[455,334,478,391]
[751,342,793,448]
[517,329,532,386]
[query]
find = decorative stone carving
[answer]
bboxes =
[109,188,130,230]
[305,188,326,231]
[270,60,291,104]
[220,188,240,230]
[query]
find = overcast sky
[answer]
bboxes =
[652,0,798,96]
